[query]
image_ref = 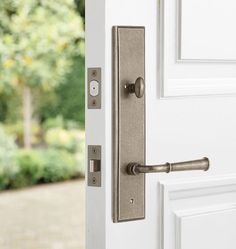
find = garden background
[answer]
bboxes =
[0,0,85,190]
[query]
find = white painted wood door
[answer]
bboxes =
[86,0,236,249]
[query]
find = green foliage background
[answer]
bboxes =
[0,0,85,127]
[0,0,85,189]
[0,0,84,90]
[38,55,85,127]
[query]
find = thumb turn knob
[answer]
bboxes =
[126,77,145,98]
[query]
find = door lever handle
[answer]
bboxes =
[127,157,210,175]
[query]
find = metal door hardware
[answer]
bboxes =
[112,26,145,222]
[125,77,145,98]
[88,145,101,187]
[127,158,209,175]
[87,68,101,109]
[112,26,211,223]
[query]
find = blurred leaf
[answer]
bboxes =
[38,56,85,127]
[0,0,84,92]
[74,0,85,22]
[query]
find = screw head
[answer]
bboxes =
[92,147,97,154]
[92,70,97,77]
[92,99,96,106]
[92,177,97,184]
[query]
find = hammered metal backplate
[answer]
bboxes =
[112,26,145,222]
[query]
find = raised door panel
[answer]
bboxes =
[159,175,236,249]
[176,208,236,249]
[160,0,236,96]
[180,0,236,61]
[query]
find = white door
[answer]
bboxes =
[86,0,236,249]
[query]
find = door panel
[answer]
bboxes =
[159,176,236,249]
[178,208,236,249]
[86,0,236,248]
[161,0,236,96]
[180,0,236,61]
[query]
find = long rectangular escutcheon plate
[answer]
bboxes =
[112,26,146,222]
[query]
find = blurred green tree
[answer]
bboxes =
[37,55,85,127]
[0,0,84,148]
[74,0,85,22]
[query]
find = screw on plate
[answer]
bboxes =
[92,147,97,154]
[92,177,97,184]
[92,70,97,77]
[92,99,96,106]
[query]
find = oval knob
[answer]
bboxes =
[126,77,145,98]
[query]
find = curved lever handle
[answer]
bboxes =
[125,77,145,98]
[127,157,210,175]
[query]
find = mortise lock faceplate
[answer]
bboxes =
[88,145,101,187]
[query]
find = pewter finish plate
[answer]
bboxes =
[113,26,145,222]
